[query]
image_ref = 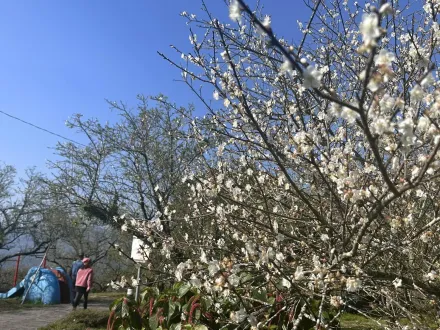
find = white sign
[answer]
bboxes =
[131,236,147,263]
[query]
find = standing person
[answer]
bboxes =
[69,252,84,304]
[72,257,93,310]
[70,252,84,286]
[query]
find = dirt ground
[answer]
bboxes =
[0,294,114,330]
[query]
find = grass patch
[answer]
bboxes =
[37,310,439,330]
[339,312,439,329]
[89,291,123,302]
[340,313,383,329]
[0,291,123,312]
[38,309,109,330]
[0,297,48,311]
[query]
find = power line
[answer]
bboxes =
[0,109,87,147]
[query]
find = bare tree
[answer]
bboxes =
[0,164,49,264]
[46,96,203,280]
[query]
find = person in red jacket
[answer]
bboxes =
[72,257,93,310]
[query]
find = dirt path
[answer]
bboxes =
[0,300,109,330]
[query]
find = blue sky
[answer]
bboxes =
[0,1,308,178]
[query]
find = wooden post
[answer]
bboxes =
[21,246,49,304]
[13,255,21,286]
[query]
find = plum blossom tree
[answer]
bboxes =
[112,0,440,328]
[48,95,202,282]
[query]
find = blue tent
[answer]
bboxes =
[0,266,73,305]
[23,267,61,304]
[55,267,74,303]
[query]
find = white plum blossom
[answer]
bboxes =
[228,274,240,286]
[359,13,381,48]
[230,308,248,323]
[245,241,257,255]
[367,76,381,92]
[421,73,435,88]
[208,260,220,276]
[302,65,322,89]
[379,94,396,112]
[374,49,396,67]
[410,84,425,102]
[213,90,220,100]
[262,15,271,29]
[398,118,415,147]
[420,231,433,243]
[417,116,430,132]
[340,106,359,123]
[281,277,291,288]
[379,3,393,15]
[393,278,403,288]
[346,277,362,292]
[275,252,284,262]
[425,270,437,281]
[190,274,202,288]
[320,233,329,241]
[175,262,186,281]
[229,0,242,22]
[371,117,392,135]
[294,266,305,281]
[280,59,293,74]
[330,296,344,308]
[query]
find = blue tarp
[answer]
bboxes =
[23,267,61,304]
[0,266,73,304]
[0,279,25,299]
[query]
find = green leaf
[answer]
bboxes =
[195,308,201,321]
[151,287,160,297]
[168,301,180,325]
[194,325,208,330]
[149,314,158,330]
[122,299,130,318]
[141,286,160,302]
[178,283,191,298]
[110,297,124,311]
[170,323,182,330]
[129,307,142,329]
[173,282,183,291]
[252,288,267,302]
[241,272,253,283]
[140,289,151,302]
[201,296,213,310]
[182,303,190,316]
[169,300,176,316]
